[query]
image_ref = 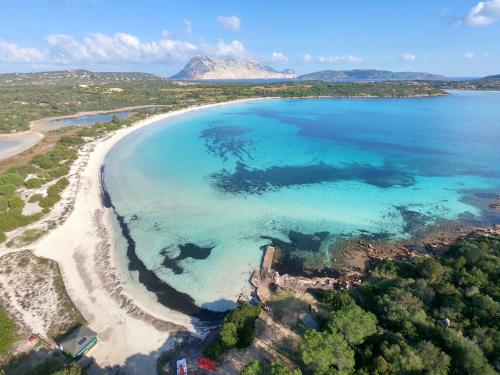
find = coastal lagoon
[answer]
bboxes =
[50,111,130,127]
[104,91,500,315]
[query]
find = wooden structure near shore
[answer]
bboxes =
[261,246,275,275]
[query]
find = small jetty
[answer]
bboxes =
[251,245,365,302]
[261,245,275,274]
[250,246,276,302]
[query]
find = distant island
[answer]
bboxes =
[296,69,447,82]
[170,56,449,82]
[170,56,297,80]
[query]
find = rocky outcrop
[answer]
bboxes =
[171,56,297,80]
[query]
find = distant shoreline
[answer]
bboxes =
[0,90,450,161]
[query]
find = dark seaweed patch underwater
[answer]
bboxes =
[103,93,500,312]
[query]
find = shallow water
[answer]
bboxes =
[50,111,130,126]
[104,91,500,312]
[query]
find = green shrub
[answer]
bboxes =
[315,290,354,310]
[25,178,44,189]
[49,165,70,178]
[0,183,17,196]
[0,173,24,186]
[220,322,238,347]
[204,304,262,360]
[241,360,302,375]
[203,341,227,360]
[0,196,8,211]
[40,177,69,208]
[28,194,43,203]
[79,127,100,137]
[32,154,54,169]
[8,196,24,210]
[59,135,83,146]
[7,164,37,177]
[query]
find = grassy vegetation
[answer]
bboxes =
[0,79,445,132]
[0,112,146,243]
[0,306,17,357]
[0,137,77,241]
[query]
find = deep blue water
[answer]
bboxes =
[104,91,500,312]
[50,111,130,126]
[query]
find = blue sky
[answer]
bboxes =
[0,0,499,77]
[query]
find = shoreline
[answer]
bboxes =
[0,131,44,161]
[5,98,271,367]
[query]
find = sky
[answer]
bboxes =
[0,0,499,77]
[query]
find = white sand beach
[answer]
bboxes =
[9,98,267,368]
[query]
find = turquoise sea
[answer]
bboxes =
[103,91,500,315]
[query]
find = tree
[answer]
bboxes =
[326,304,378,345]
[440,329,496,375]
[381,339,429,374]
[418,258,445,282]
[269,361,302,375]
[220,322,238,347]
[416,341,451,375]
[376,288,427,330]
[316,290,355,310]
[300,329,354,375]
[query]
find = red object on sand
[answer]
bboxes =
[197,357,217,371]
[27,335,38,345]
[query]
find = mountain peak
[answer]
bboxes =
[171,56,297,80]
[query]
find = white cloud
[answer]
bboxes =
[0,33,252,65]
[401,53,416,61]
[463,0,500,25]
[465,52,475,59]
[217,15,241,31]
[183,19,192,36]
[0,40,46,63]
[302,53,313,63]
[270,51,288,63]
[44,32,198,63]
[318,55,362,64]
[216,40,246,57]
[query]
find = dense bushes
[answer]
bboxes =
[204,304,262,360]
[338,235,499,375]
[284,235,500,375]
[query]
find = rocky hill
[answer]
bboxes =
[0,70,167,85]
[171,56,297,80]
[297,69,447,82]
